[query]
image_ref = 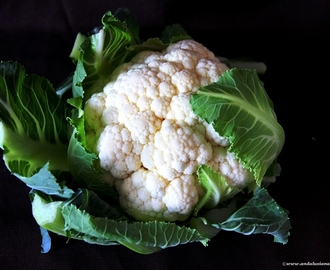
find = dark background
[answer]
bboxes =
[0,0,329,269]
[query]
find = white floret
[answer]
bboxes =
[166,93,200,125]
[164,49,200,70]
[115,169,167,221]
[196,58,228,84]
[171,70,201,93]
[150,97,171,119]
[116,168,200,221]
[165,39,216,61]
[141,119,213,180]
[208,150,253,187]
[124,110,162,144]
[162,175,199,215]
[220,152,253,187]
[97,125,143,179]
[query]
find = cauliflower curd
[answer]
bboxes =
[84,39,253,222]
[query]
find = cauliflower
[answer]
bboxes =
[84,39,254,221]
[0,11,288,254]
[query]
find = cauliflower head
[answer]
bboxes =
[84,39,253,222]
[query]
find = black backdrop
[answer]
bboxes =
[0,0,329,269]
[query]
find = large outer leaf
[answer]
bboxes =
[61,190,208,254]
[31,188,209,254]
[190,69,285,184]
[0,61,70,177]
[218,188,291,244]
[62,203,209,254]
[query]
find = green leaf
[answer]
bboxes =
[67,127,101,187]
[62,189,208,254]
[39,189,207,254]
[217,188,291,244]
[0,61,70,177]
[190,69,285,184]
[16,163,73,198]
[194,164,242,215]
[62,203,209,254]
[30,188,124,253]
[73,11,134,102]
[30,188,208,254]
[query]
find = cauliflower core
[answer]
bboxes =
[84,40,252,222]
